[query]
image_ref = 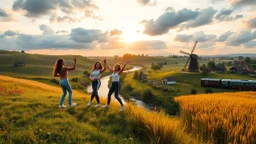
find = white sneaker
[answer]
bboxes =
[94,104,101,108]
[120,105,124,111]
[102,104,109,108]
[87,101,92,107]
[70,103,77,108]
[58,105,66,108]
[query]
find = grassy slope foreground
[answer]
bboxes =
[0,75,199,144]
[175,92,256,144]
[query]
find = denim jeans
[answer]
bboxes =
[59,78,72,105]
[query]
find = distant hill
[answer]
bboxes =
[0,50,95,77]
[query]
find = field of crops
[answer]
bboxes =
[175,92,256,144]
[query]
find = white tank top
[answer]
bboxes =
[91,70,101,79]
[111,72,120,82]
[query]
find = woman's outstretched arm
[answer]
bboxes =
[119,61,130,75]
[65,57,77,71]
[100,59,107,73]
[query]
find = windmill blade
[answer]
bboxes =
[190,41,198,54]
[184,57,190,69]
[179,50,190,55]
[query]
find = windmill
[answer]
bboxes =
[179,41,199,72]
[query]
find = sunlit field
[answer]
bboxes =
[175,92,256,144]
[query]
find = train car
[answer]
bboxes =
[228,79,256,90]
[201,78,221,88]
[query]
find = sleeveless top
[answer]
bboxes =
[91,70,101,79]
[111,72,120,82]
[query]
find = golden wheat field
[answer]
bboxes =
[175,92,256,144]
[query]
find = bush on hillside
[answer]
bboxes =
[191,89,197,94]
[205,88,213,93]
[142,89,155,103]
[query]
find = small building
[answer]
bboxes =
[13,61,25,67]
[162,77,176,85]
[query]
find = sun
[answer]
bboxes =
[121,28,140,43]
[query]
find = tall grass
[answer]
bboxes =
[0,75,200,143]
[175,92,256,144]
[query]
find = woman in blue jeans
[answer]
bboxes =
[53,57,77,108]
[87,59,106,107]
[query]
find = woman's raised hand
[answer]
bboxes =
[103,59,107,63]
[73,56,77,62]
[125,61,130,65]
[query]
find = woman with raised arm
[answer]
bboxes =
[53,57,77,108]
[102,60,130,111]
[87,59,106,107]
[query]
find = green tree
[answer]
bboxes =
[151,65,161,72]
[207,61,216,70]
[133,71,139,80]
[245,57,251,64]
[83,71,90,77]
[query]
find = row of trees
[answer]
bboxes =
[151,62,168,72]
[123,53,148,60]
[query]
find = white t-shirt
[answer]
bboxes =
[111,72,120,82]
[91,70,101,79]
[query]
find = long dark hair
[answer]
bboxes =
[92,61,103,71]
[53,59,64,76]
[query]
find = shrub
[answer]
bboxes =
[191,89,197,94]
[71,77,79,82]
[83,71,90,77]
[205,88,213,93]
[142,89,154,103]
[51,78,59,85]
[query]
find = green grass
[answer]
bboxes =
[0,75,201,144]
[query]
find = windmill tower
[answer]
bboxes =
[179,41,199,72]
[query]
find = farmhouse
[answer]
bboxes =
[162,77,176,85]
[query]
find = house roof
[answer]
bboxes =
[163,77,176,81]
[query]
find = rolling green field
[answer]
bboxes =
[0,75,201,144]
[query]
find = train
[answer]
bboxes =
[201,78,256,91]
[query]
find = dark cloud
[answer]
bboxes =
[12,0,100,21]
[110,29,122,36]
[56,30,69,34]
[217,31,234,42]
[182,7,217,29]
[175,34,193,42]
[0,9,9,17]
[50,14,80,23]
[174,32,217,48]
[247,17,256,28]
[0,30,18,38]
[0,8,15,21]
[227,0,256,6]
[128,40,167,50]
[244,41,256,48]
[136,0,156,6]
[227,30,256,46]
[142,8,199,35]
[0,26,111,50]
[40,25,54,35]
[70,27,108,43]
[215,8,243,21]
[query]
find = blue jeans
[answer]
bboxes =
[59,78,72,105]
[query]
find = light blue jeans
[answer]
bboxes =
[59,78,72,105]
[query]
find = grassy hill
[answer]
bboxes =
[0,75,200,143]
[0,50,95,77]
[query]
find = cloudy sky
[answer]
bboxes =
[0,0,256,56]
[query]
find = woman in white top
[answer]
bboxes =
[103,60,129,111]
[87,60,106,107]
